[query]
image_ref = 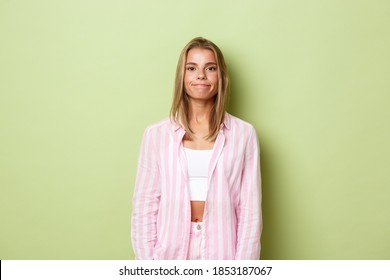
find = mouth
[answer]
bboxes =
[192,83,210,87]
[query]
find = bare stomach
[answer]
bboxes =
[191,201,205,222]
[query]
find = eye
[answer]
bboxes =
[207,66,217,71]
[186,66,196,71]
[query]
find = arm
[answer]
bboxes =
[131,127,161,259]
[235,126,262,259]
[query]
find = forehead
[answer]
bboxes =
[186,48,217,63]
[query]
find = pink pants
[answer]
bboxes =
[187,222,205,260]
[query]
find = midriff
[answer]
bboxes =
[191,201,205,222]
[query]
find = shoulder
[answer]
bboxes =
[144,117,171,131]
[225,113,256,133]
[225,113,259,151]
[143,117,176,137]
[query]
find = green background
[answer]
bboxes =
[1,0,389,259]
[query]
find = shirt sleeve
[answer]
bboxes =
[235,126,262,259]
[131,127,161,259]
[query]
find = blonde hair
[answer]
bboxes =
[170,37,230,141]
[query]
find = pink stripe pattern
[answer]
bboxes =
[131,113,262,259]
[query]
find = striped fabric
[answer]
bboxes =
[131,113,262,260]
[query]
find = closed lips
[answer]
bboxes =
[192,83,210,86]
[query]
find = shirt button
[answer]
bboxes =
[197,224,201,230]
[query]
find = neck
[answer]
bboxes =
[188,99,213,125]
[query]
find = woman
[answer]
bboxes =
[131,37,262,260]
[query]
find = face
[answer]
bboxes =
[184,48,219,103]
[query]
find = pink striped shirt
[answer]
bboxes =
[131,113,262,259]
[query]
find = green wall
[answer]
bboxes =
[1,0,389,259]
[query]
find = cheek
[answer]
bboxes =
[183,74,191,92]
[184,72,192,84]
[211,74,219,84]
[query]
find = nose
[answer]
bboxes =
[197,70,206,80]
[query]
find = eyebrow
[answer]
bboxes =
[186,62,217,66]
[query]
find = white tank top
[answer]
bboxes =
[184,148,212,201]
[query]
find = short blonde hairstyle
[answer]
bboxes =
[170,37,230,141]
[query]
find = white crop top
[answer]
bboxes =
[184,148,212,201]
